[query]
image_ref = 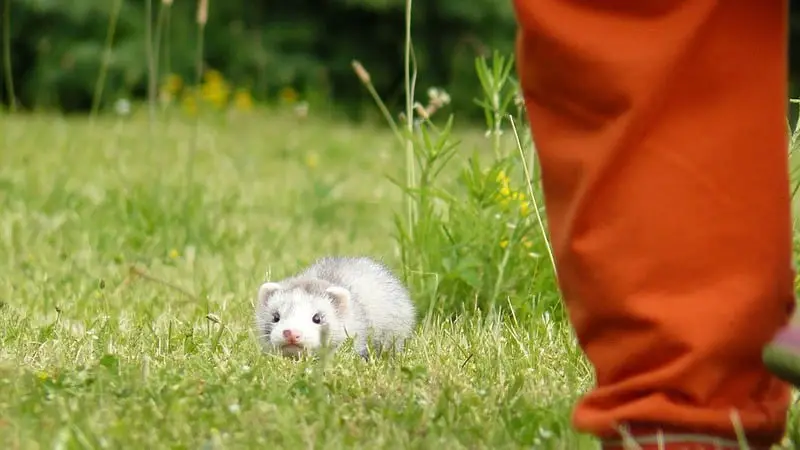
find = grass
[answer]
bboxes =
[4,0,800,448]
[0,110,598,449]
[2,98,800,450]
[2,104,799,450]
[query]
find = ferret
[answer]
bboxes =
[254,256,416,359]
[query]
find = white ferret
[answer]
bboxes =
[254,256,416,359]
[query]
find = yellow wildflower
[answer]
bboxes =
[519,200,530,216]
[496,170,509,184]
[233,89,254,111]
[203,69,224,85]
[169,249,179,259]
[522,237,533,249]
[304,152,319,169]
[500,240,509,249]
[495,170,516,208]
[514,192,530,216]
[279,87,299,105]
[201,76,230,109]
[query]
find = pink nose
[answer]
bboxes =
[282,329,301,343]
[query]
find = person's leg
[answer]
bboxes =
[512,1,795,449]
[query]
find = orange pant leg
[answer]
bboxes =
[513,1,795,447]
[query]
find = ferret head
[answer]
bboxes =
[255,279,351,358]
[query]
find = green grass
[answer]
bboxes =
[2,105,800,449]
[4,0,800,446]
[0,110,598,449]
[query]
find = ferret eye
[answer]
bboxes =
[312,313,322,324]
[272,312,280,323]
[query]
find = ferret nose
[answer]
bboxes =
[282,329,301,343]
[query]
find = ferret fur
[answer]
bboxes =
[254,256,416,359]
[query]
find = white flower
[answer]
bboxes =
[114,98,131,116]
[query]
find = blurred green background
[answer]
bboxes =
[2,0,800,121]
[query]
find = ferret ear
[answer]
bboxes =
[325,286,351,313]
[257,282,282,306]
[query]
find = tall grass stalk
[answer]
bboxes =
[2,0,15,112]
[403,0,418,239]
[145,0,156,131]
[351,61,403,144]
[353,0,419,242]
[90,0,124,123]
[509,116,557,280]
[153,0,173,109]
[188,0,208,195]
[164,1,172,78]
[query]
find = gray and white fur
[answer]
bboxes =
[254,256,416,359]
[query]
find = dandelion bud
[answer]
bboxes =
[351,60,371,84]
[414,102,429,120]
[427,87,451,109]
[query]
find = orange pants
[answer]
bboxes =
[513,1,796,448]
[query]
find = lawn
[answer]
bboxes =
[0,109,596,449]
[0,107,798,450]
